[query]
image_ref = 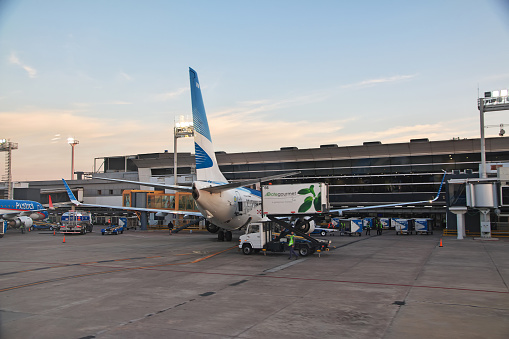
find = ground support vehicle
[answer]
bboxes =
[338,218,363,236]
[30,222,59,232]
[0,221,5,238]
[239,217,330,257]
[311,226,338,236]
[414,218,434,235]
[393,218,414,235]
[60,211,93,234]
[380,218,391,229]
[101,224,124,235]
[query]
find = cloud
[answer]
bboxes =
[0,109,170,181]
[342,74,417,89]
[119,71,133,81]
[154,87,188,101]
[9,52,37,78]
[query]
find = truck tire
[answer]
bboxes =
[102,232,105,235]
[242,244,253,255]
[298,246,310,257]
[320,230,327,236]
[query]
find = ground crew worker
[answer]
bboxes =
[168,220,174,235]
[288,232,299,260]
[365,221,371,235]
[377,218,383,235]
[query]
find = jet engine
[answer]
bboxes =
[7,216,34,228]
[293,218,315,234]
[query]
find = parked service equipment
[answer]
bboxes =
[239,221,330,256]
[338,218,363,236]
[101,224,124,235]
[60,211,93,234]
[363,218,374,230]
[393,218,414,235]
[0,221,5,238]
[261,183,329,216]
[414,218,434,235]
[380,218,391,229]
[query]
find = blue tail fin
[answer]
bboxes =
[189,68,227,183]
[62,179,80,205]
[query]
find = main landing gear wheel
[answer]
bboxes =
[218,230,225,241]
[225,231,233,241]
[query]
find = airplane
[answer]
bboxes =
[62,67,446,241]
[0,199,49,236]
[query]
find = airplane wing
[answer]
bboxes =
[200,171,301,193]
[62,179,202,217]
[92,177,193,193]
[329,171,447,216]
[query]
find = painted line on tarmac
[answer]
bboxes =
[264,258,309,273]
[0,247,237,293]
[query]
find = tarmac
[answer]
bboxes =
[0,228,508,339]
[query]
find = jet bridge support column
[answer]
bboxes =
[449,207,467,240]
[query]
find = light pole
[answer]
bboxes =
[174,116,194,185]
[67,137,79,180]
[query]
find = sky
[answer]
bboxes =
[1,0,508,182]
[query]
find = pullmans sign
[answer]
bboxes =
[262,183,329,216]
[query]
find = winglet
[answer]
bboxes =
[62,179,81,205]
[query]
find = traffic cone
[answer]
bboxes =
[63,235,66,243]
[439,238,443,247]
[53,229,55,236]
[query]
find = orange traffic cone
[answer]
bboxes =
[63,235,66,243]
[53,229,55,236]
[439,238,443,247]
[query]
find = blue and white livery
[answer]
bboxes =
[0,199,48,235]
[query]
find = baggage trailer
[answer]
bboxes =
[338,218,363,236]
[0,221,6,238]
[393,218,414,235]
[414,218,434,235]
[380,218,391,229]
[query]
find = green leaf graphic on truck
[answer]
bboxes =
[297,185,322,213]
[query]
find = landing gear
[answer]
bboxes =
[218,230,233,241]
[225,231,233,241]
[218,230,225,241]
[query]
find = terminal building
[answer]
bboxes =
[13,136,509,232]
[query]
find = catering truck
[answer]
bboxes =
[239,221,330,256]
[60,211,93,234]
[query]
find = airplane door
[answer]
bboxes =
[234,191,243,216]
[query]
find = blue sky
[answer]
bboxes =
[1,0,508,181]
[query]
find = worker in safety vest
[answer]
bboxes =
[288,232,299,260]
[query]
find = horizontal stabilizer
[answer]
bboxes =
[201,171,300,193]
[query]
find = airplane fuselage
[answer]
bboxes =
[192,181,262,230]
[0,199,48,228]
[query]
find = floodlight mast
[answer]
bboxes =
[173,116,194,185]
[478,90,509,178]
[67,137,79,180]
[0,139,18,199]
